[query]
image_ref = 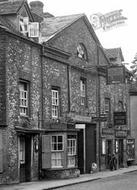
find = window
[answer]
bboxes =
[19,16,29,36]
[102,139,106,155]
[80,78,87,106]
[28,22,39,38]
[105,98,110,114]
[52,89,59,118]
[115,140,118,153]
[67,135,76,167]
[77,43,88,60]
[19,81,29,116]
[51,135,63,168]
[51,136,63,151]
[42,134,77,169]
[118,101,123,111]
[19,136,25,164]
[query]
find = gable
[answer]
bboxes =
[18,1,34,22]
[43,17,109,68]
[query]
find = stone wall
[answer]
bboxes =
[0,32,41,184]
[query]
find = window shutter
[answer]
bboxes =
[0,132,3,173]
[42,135,51,169]
[28,22,39,38]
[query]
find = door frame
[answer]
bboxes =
[18,134,32,182]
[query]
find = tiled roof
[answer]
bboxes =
[41,14,85,41]
[31,12,43,22]
[0,15,32,41]
[0,0,25,15]
[31,12,54,22]
[105,48,124,61]
[0,15,15,31]
[44,12,54,18]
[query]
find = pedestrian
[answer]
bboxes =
[109,154,117,171]
[113,154,117,170]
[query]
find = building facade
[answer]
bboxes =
[0,0,42,184]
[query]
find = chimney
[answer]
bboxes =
[29,1,44,17]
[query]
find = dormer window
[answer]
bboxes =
[77,43,88,61]
[19,16,39,38]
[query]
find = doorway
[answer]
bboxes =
[77,124,96,174]
[77,129,84,174]
[19,135,31,182]
[106,140,113,169]
[118,139,124,168]
[85,124,96,173]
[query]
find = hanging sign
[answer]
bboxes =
[107,66,125,84]
[114,112,127,126]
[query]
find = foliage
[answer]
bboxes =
[130,53,137,81]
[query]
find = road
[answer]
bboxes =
[55,171,137,190]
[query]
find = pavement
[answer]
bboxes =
[1,165,137,190]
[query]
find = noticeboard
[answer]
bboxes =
[107,66,125,84]
[114,112,126,126]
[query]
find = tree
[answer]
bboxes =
[130,53,137,81]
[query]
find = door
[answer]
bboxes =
[77,129,84,174]
[85,124,96,173]
[106,140,113,169]
[118,139,124,168]
[19,135,31,182]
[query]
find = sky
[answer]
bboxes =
[28,0,137,65]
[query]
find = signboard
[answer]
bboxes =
[115,130,127,137]
[67,113,92,123]
[75,124,85,129]
[114,112,126,125]
[102,128,114,135]
[127,139,135,161]
[90,9,127,31]
[107,66,125,84]
[92,116,107,122]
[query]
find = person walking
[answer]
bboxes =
[109,154,117,171]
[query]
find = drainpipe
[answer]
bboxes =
[38,45,44,179]
[96,45,101,171]
[67,65,71,113]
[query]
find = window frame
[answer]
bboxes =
[51,135,64,168]
[102,138,106,155]
[51,88,60,118]
[19,136,25,164]
[67,135,77,167]
[105,98,110,114]
[80,78,87,107]
[19,81,29,116]
[77,43,88,61]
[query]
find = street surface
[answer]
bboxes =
[55,171,137,190]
